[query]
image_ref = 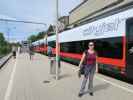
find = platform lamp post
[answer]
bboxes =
[44,32,48,54]
[55,0,59,80]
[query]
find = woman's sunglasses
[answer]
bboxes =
[89,44,94,46]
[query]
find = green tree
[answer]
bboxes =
[28,31,47,42]
[36,31,47,40]
[0,32,11,56]
[0,32,6,46]
[28,35,37,42]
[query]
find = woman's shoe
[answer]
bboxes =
[89,92,93,96]
[78,93,83,97]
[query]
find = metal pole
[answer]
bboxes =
[56,0,59,80]
[44,33,47,54]
[0,18,47,26]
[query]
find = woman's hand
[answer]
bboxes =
[79,53,85,68]
[95,67,98,73]
[95,63,98,73]
[78,64,81,68]
[77,52,85,78]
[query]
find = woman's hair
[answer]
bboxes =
[88,41,95,46]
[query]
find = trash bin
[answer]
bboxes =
[50,57,56,75]
[50,57,61,75]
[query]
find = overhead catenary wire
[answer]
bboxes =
[0,18,47,26]
[0,18,47,42]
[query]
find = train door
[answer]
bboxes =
[126,18,133,79]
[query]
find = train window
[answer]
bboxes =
[126,18,133,42]
[60,37,123,59]
[95,37,123,59]
[126,18,133,64]
[48,41,56,48]
[60,41,84,54]
[83,38,123,59]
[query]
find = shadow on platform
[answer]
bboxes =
[83,83,110,95]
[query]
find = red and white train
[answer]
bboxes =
[33,7,133,81]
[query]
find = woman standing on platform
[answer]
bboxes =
[78,42,98,97]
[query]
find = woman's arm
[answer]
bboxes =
[78,53,85,68]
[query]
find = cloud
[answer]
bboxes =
[0,14,16,20]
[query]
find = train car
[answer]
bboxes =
[33,8,133,81]
[32,36,56,54]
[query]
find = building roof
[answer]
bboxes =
[69,0,88,14]
[58,16,68,20]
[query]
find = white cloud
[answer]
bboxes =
[0,14,16,20]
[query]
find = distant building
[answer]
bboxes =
[68,0,133,28]
[58,16,69,27]
[47,25,56,36]
[21,41,29,52]
[47,16,69,35]
[58,16,69,32]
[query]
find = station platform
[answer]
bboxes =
[0,53,133,100]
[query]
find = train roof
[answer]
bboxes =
[32,34,56,46]
[47,35,56,42]
[33,8,133,44]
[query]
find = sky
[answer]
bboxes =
[0,0,82,42]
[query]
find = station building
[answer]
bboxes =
[68,0,133,28]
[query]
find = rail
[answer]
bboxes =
[0,53,12,69]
